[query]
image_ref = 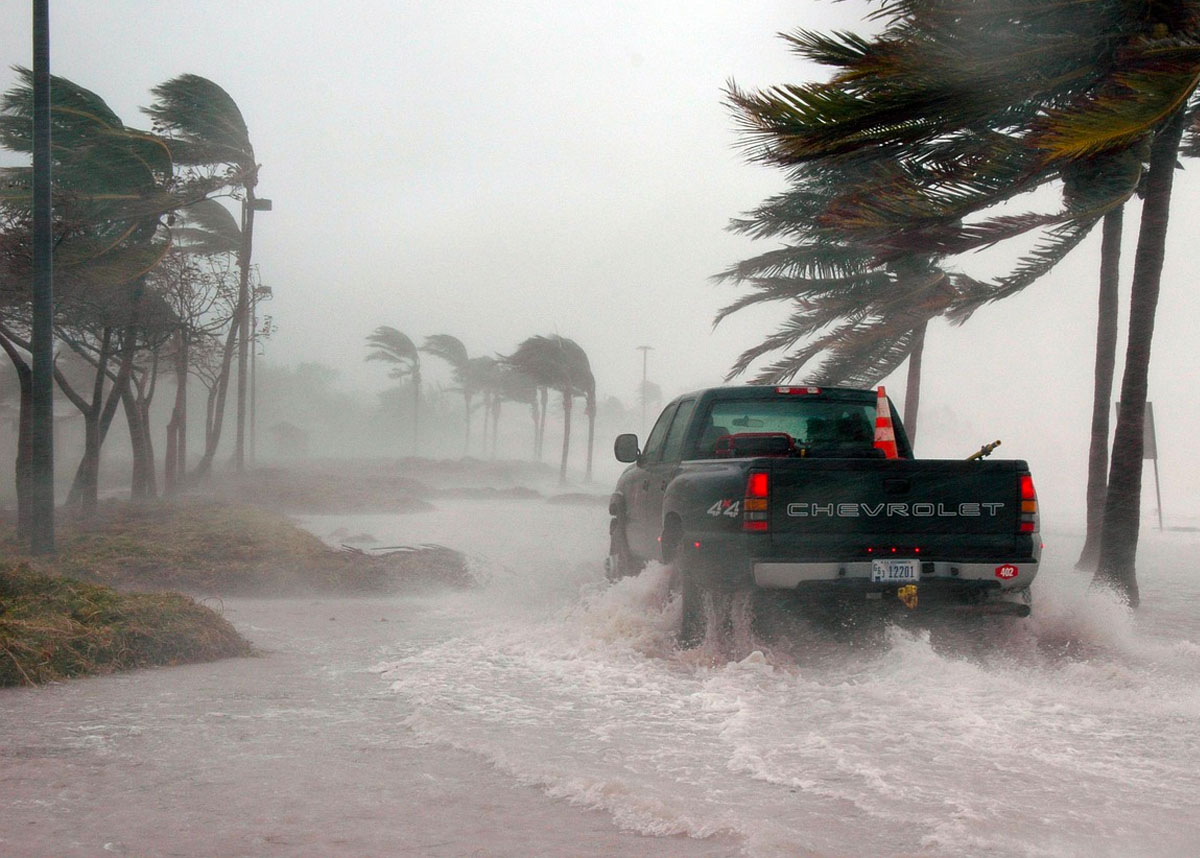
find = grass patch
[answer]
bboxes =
[0,561,250,687]
[1,499,472,595]
[0,498,471,686]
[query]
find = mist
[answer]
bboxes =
[3,4,1200,856]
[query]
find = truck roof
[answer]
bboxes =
[674,385,880,403]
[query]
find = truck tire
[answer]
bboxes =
[675,533,729,649]
[679,567,705,648]
[605,518,645,581]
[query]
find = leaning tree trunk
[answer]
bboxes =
[902,320,928,449]
[537,387,548,460]
[529,398,539,459]
[61,331,134,516]
[558,390,573,485]
[1076,207,1123,570]
[0,334,34,537]
[584,393,595,482]
[411,371,421,455]
[1095,110,1186,606]
[490,398,502,459]
[192,311,241,480]
[122,358,159,502]
[165,329,188,496]
[462,392,474,456]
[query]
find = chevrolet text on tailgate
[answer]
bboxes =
[606,385,1040,646]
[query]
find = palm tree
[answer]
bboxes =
[1094,108,1190,606]
[1076,208,1124,569]
[724,3,1200,602]
[715,162,996,446]
[504,335,594,484]
[558,337,596,481]
[420,334,476,453]
[365,326,422,452]
[143,74,260,472]
[484,362,539,459]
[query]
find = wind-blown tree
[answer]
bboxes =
[161,197,244,482]
[0,70,181,517]
[151,199,242,491]
[365,326,422,452]
[504,335,595,483]
[464,355,500,454]
[143,74,261,473]
[714,159,1000,446]
[420,334,477,453]
[559,337,597,481]
[724,2,1200,602]
[480,361,539,459]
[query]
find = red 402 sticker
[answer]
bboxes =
[995,564,1019,580]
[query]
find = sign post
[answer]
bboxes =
[1145,402,1163,532]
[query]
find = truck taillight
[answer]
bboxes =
[1019,473,1038,533]
[744,470,769,532]
[775,386,821,395]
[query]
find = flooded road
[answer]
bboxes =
[0,591,735,857]
[3,497,1199,857]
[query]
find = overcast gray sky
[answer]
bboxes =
[4,1,1200,519]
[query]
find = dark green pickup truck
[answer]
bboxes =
[606,385,1040,643]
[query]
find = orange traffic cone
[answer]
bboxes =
[874,386,899,459]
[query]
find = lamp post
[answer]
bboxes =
[636,345,653,434]
[249,281,272,466]
[29,0,54,554]
[234,194,271,472]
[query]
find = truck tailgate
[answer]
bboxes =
[765,459,1027,558]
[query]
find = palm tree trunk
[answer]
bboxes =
[584,392,596,482]
[558,390,573,484]
[1076,207,1123,570]
[537,387,548,460]
[463,392,472,455]
[1095,110,1186,606]
[902,320,927,448]
[529,398,539,459]
[411,371,421,455]
[491,398,501,459]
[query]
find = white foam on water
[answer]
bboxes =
[363,502,1200,857]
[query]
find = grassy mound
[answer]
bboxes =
[0,561,250,687]
[0,494,472,686]
[2,500,472,595]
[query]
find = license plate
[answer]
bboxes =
[871,558,919,583]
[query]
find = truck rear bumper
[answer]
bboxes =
[754,559,1037,595]
[752,566,1034,616]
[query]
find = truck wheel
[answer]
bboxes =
[679,569,705,648]
[605,518,645,582]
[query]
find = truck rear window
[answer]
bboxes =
[692,398,880,458]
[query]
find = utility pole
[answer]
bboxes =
[234,193,270,471]
[30,0,55,554]
[637,345,653,434]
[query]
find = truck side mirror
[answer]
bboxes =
[614,433,640,463]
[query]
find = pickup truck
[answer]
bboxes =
[605,385,1040,644]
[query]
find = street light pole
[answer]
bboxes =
[637,345,653,434]
[29,0,55,554]
[235,194,271,472]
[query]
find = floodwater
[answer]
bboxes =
[3,498,1199,857]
